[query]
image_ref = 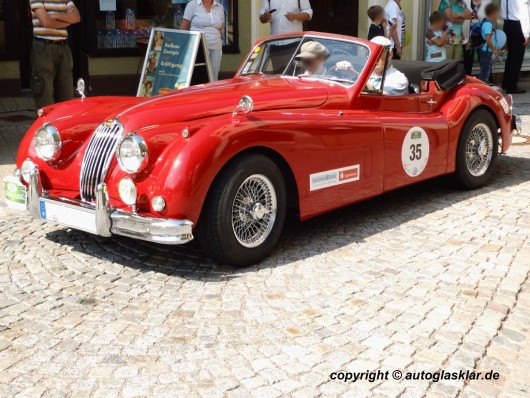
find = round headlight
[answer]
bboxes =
[34,124,61,161]
[117,135,148,173]
[151,196,166,212]
[118,177,137,206]
[21,159,36,183]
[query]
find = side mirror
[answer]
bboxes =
[76,78,86,99]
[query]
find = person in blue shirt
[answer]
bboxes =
[478,3,501,84]
[425,11,448,62]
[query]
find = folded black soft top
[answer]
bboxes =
[393,60,466,91]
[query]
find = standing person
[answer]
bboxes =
[367,5,396,41]
[478,4,501,84]
[425,11,448,62]
[30,0,80,109]
[463,0,489,75]
[439,0,472,60]
[259,0,313,73]
[181,0,225,81]
[500,0,530,94]
[385,0,406,60]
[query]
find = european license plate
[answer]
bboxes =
[39,199,98,234]
[3,176,27,210]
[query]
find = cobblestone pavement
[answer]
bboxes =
[0,97,529,397]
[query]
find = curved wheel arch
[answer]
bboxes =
[197,146,301,230]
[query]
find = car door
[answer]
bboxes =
[359,93,450,192]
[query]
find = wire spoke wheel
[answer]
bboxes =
[465,123,494,178]
[231,174,277,248]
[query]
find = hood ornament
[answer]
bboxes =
[232,96,254,126]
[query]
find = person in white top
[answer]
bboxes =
[259,0,313,73]
[181,0,225,81]
[500,0,530,93]
[259,0,313,35]
[367,36,409,96]
[385,0,406,60]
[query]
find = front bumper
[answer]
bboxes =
[26,168,193,245]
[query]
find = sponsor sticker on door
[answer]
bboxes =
[310,165,360,191]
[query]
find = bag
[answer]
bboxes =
[470,19,493,49]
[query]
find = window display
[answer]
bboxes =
[86,0,239,55]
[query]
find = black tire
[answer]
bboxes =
[455,110,499,190]
[197,153,287,267]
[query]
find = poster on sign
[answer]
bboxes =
[137,28,213,98]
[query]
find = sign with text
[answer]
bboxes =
[137,29,212,98]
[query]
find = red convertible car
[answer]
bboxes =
[10,32,520,266]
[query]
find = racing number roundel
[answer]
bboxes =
[401,127,430,177]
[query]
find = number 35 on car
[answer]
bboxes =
[8,32,521,267]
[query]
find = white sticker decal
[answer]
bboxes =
[401,127,430,177]
[310,165,360,191]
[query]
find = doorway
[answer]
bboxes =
[307,0,359,37]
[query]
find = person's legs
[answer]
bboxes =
[54,44,74,103]
[463,45,474,75]
[503,20,525,91]
[445,44,455,60]
[453,44,463,61]
[208,49,222,81]
[31,40,55,109]
[478,49,492,84]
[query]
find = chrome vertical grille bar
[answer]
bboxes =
[80,119,124,202]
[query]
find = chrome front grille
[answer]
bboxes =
[80,119,124,202]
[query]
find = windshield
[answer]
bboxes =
[239,36,370,87]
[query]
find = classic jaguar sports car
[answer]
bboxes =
[10,32,520,266]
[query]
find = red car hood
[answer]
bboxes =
[117,76,329,130]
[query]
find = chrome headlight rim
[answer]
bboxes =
[34,124,62,161]
[116,134,149,173]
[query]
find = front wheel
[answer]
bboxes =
[198,154,287,267]
[455,110,499,190]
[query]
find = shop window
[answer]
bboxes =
[84,0,239,56]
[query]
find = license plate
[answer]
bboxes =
[3,176,27,210]
[40,199,98,234]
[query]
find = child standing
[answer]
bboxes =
[367,6,395,41]
[425,11,448,62]
[478,3,501,84]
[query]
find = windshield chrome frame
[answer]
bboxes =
[238,34,373,87]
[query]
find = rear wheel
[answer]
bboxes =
[198,154,287,267]
[455,110,499,189]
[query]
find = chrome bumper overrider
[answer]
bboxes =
[27,168,193,244]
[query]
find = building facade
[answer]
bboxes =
[0,0,460,97]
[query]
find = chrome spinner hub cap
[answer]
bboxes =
[232,174,277,248]
[465,123,493,177]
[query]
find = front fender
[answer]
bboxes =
[113,114,299,226]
